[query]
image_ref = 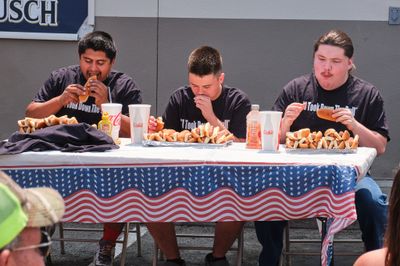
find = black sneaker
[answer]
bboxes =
[162,259,186,266]
[204,253,230,266]
[93,239,114,266]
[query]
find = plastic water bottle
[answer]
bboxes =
[246,104,261,149]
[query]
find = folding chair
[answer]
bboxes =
[52,222,142,266]
[281,178,393,266]
[281,219,362,266]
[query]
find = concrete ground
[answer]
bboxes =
[45,221,363,266]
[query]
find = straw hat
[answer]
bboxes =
[0,171,65,249]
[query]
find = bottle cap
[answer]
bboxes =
[251,104,259,110]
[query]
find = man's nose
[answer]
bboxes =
[324,62,332,71]
[198,87,206,95]
[88,62,99,72]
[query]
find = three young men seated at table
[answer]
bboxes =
[22,28,389,266]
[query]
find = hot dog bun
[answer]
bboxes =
[155,116,165,132]
[285,128,359,150]
[144,122,233,144]
[316,108,336,122]
[18,115,79,133]
[79,75,97,103]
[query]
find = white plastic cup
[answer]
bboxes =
[101,103,122,141]
[259,111,282,151]
[128,104,151,144]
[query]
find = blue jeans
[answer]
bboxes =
[254,176,388,266]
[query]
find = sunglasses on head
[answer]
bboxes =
[11,229,52,257]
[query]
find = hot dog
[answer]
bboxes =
[285,128,359,150]
[144,122,233,144]
[18,115,78,133]
[155,116,165,132]
[79,75,97,103]
[316,108,336,122]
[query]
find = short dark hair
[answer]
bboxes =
[78,31,117,61]
[187,46,223,76]
[313,29,354,58]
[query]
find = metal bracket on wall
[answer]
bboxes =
[389,6,400,25]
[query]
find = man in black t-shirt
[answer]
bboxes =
[25,31,142,266]
[26,31,142,137]
[161,80,250,139]
[255,30,389,266]
[148,46,251,266]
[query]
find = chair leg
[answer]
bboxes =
[152,241,159,266]
[280,223,290,266]
[120,223,130,266]
[58,222,65,255]
[235,229,244,266]
[136,223,142,257]
[285,223,291,266]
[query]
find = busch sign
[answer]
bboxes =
[0,0,94,40]
[1,0,58,26]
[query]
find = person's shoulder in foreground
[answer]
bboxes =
[0,171,64,266]
[354,168,400,266]
[353,248,387,266]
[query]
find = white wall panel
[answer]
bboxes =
[95,0,158,17]
[159,0,399,20]
[96,0,400,21]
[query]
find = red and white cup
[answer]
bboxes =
[259,111,282,151]
[101,103,122,141]
[128,104,151,144]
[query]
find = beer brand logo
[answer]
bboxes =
[0,0,58,26]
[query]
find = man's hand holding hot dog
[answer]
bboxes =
[147,116,165,133]
[59,84,83,106]
[86,78,109,106]
[280,102,306,143]
[332,108,387,153]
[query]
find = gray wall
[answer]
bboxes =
[1,17,399,177]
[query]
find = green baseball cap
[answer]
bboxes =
[0,182,28,249]
[0,171,65,249]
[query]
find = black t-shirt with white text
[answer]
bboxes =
[33,65,142,125]
[163,85,251,138]
[273,73,390,140]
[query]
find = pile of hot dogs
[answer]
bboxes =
[286,128,359,150]
[17,115,78,133]
[144,122,234,144]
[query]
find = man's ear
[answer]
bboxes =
[348,57,354,71]
[0,250,11,266]
[218,72,225,84]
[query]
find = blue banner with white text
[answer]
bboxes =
[0,0,93,40]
